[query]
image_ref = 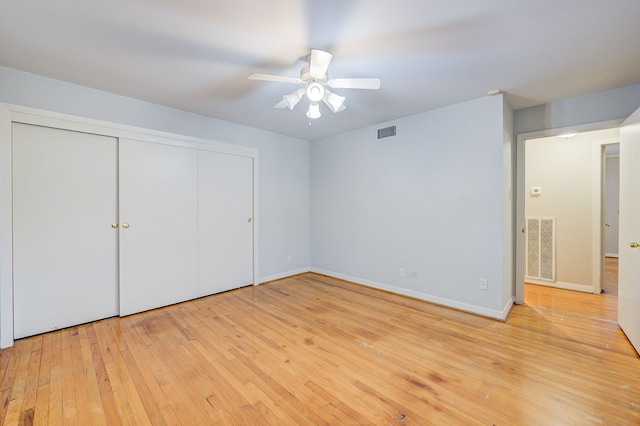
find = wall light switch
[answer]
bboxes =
[531,187,542,195]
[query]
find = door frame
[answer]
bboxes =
[593,138,621,295]
[515,119,623,304]
[0,103,259,348]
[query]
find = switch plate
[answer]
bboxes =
[531,187,542,195]
[399,268,405,278]
[287,254,292,263]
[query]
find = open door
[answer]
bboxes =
[618,107,640,355]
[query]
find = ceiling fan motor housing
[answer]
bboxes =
[300,65,327,84]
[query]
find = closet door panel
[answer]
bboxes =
[198,151,254,296]
[13,123,118,338]
[119,139,198,316]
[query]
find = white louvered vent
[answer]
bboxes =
[377,125,396,139]
[526,217,555,281]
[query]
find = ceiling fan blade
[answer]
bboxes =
[274,99,288,108]
[327,78,381,90]
[249,73,303,84]
[309,49,332,79]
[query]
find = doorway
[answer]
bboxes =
[603,144,620,296]
[522,129,619,295]
[515,120,624,304]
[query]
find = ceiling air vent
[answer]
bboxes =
[377,125,396,139]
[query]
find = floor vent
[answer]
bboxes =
[377,125,396,139]
[526,217,555,281]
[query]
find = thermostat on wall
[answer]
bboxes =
[531,187,542,195]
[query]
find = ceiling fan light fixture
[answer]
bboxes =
[306,82,325,103]
[324,91,346,113]
[284,88,306,110]
[249,49,380,121]
[307,103,321,119]
[558,133,577,139]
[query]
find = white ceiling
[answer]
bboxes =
[1,0,640,140]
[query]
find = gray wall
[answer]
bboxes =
[311,95,512,317]
[0,66,311,281]
[514,83,640,135]
[4,64,640,324]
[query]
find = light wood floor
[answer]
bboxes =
[604,256,619,296]
[1,272,638,425]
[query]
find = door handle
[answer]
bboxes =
[111,223,118,229]
[630,242,640,249]
[247,218,252,223]
[122,223,130,229]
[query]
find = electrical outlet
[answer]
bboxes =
[399,268,405,278]
[287,254,292,263]
[480,279,488,291]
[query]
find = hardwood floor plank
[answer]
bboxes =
[46,332,63,426]
[85,323,121,425]
[3,340,34,426]
[75,326,108,426]
[32,385,49,426]
[93,318,148,425]
[2,273,639,425]
[18,336,41,423]
[123,313,215,425]
[32,332,52,425]
[121,320,177,426]
[60,329,78,425]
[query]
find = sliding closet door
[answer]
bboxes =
[13,123,118,338]
[119,139,198,316]
[198,151,254,295]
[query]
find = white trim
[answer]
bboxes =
[7,104,256,157]
[0,103,12,349]
[515,119,624,305]
[526,278,594,293]
[311,268,510,320]
[252,156,259,288]
[502,297,515,319]
[259,268,311,284]
[592,142,604,294]
[0,102,260,348]
[605,253,619,258]
[593,137,621,295]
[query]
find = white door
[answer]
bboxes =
[119,139,198,316]
[13,123,118,338]
[198,151,253,296]
[618,107,640,354]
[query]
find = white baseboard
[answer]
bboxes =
[605,253,619,258]
[503,297,516,318]
[258,268,311,284]
[310,268,510,320]
[525,278,594,293]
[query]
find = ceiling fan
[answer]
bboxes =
[248,49,381,119]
